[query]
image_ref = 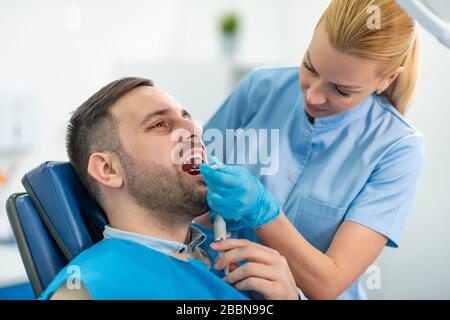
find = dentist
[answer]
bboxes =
[199,0,424,300]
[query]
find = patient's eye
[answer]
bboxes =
[151,121,169,129]
[182,110,192,120]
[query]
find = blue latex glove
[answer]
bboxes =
[206,154,222,166]
[199,162,281,231]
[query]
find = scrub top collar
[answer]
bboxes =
[103,224,207,255]
[300,94,374,129]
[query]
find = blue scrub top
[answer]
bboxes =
[203,66,425,300]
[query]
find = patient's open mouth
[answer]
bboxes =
[181,152,205,176]
[182,163,201,175]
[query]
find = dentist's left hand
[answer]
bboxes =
[211,239,299,300]
[199,162,281,230]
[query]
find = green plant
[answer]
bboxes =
[220,12,239,36]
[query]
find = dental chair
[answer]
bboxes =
[5,162,108,298]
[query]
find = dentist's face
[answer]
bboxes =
[300,23,381,118]
[109,86,209,217]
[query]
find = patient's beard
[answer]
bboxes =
[119,151,209,223]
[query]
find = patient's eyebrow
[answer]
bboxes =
[139,108,170,127]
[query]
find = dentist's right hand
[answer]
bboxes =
[199,161,282,231]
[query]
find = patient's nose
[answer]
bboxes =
[179,134,204,150]
[179,119,203,143]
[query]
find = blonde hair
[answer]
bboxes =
[318,0,419,115]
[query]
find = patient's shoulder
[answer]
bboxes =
[50,283,92,300]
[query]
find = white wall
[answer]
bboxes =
[365,25,450,299]
[0,0,449,298]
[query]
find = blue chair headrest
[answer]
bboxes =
[22,162,108,260]
[7,193,68,296]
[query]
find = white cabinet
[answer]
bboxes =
[0,82,38,154]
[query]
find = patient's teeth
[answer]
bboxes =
[181,149,204,175]
[182,163,201,175]
[183,153,203,165]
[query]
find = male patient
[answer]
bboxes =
[40,77,298,300]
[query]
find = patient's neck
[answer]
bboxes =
[107,200,193,245]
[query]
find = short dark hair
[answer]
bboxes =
[66,77,154,203]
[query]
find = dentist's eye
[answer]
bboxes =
[336,88,351,98]
[335,86,352,97]
[303,62,316,74]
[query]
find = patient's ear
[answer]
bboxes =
[87,152,124,189]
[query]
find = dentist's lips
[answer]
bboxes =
[305,100,327,114]
[181,148,206,176]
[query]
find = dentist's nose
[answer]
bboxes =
[306,82,327,105]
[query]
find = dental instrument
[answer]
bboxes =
[209,164,229,275]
